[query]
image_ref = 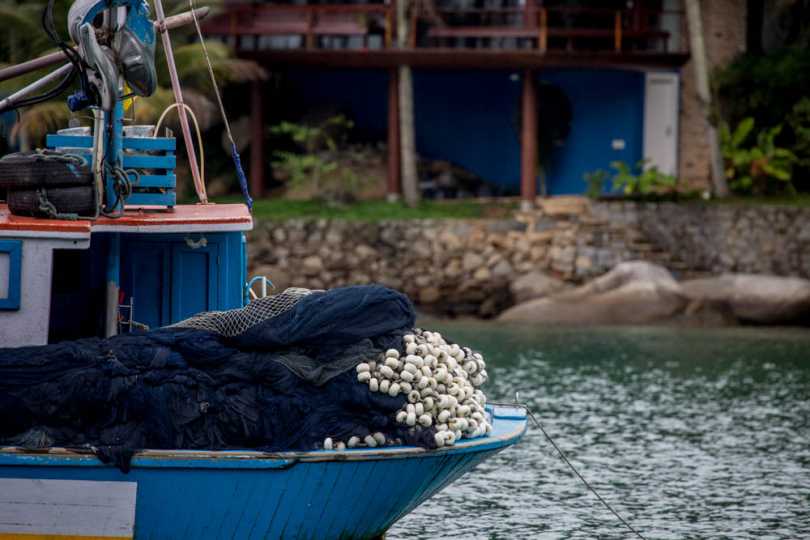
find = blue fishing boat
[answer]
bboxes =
[0,406,526,539]
[0,1,526,538]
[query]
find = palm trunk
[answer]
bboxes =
[685,0,729,197]
[397,0,420,207]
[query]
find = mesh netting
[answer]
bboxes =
[171,287,313,336]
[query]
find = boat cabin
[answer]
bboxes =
[0,203,251,347]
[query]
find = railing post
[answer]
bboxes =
[409,2,418,48]
[614,10,622,52]
[538,8,548,52]
[385,5,393,49]
[306,9,316,49]
[520,69,538,209]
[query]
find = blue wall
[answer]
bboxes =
[282,68,645,195]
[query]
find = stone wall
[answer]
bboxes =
[248,198,810,317]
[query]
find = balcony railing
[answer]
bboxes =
[204,2,687,55]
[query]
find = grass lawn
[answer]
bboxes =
[704,194,810,208]
[212,197,517,220]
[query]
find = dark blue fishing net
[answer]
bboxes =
[0,285,433,472]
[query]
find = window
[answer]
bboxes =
[0,239,22,310]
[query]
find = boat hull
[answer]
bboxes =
[0,405,526,540]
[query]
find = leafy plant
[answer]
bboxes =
[584,169,610,198]
[788,98,810,170]
[271,115,372,205]
[583,160,676,199]
[720,117,797,195]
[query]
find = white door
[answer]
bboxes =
[643,72,679,176]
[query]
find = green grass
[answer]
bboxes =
[212,197,517,220]
[704,194,810,208]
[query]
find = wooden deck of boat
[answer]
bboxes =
[0,203,253,237]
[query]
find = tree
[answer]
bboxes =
[396,0,420,207]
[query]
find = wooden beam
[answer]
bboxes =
[539,8,548,52]
[387,68,402,199]
[520,69,537,206]
[250,80,265,198]
[239,49,691,70]
[614,10,622,52]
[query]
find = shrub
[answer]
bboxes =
[719,117,797,195]
[584,160,676,199]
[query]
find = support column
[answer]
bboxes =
[250,80,265,198]
[520,69,538,209]
[387,68,401,201]
[105,233,120,338]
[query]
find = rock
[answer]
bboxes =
[681,274,810,323]
[500,261,685,324]
[355,244,376,259]
[473,267,491,281]
[462,252,485,272]
[301,255,324,276]
[492,259,513,278]
[510,271,571,303]
[419,287,442,304]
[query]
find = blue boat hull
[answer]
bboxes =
[0,406,526,539]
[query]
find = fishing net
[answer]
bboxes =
[171,287,312,336]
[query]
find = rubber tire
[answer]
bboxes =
[7,186,96,217]
[0,152,93,189]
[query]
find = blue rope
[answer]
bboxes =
[231,143,253,210]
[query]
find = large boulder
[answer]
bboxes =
[510,271,571,303]
[499,261,686,324]
[681,274,810,324]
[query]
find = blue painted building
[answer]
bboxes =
[205,0,689,200]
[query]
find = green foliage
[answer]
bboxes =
[720,117,797,195]
[271,115,373,205]
[584,169,610,199]
[713,48,810,186]
[713,48,810,130]
[788,98,810,170]
[584,160,676,199]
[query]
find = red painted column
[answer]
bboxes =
[520,69,538,206]
[250,80,265,198]
[387,68,402,200]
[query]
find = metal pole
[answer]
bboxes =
[153,0,208,203]
[387,67,401,201]
[0,8,212,84]
[105,234,121,338]
[520,69,538,210]
[0,63,72,113]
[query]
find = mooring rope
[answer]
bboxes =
[506,396,647,540]
[188,0,253,210]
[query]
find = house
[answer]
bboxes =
[203,0,746,201]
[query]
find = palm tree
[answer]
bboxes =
[0,0,265,153]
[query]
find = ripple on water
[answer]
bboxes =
[388,324,810,540]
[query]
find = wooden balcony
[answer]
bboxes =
[204,2,689,69]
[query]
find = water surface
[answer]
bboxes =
[389,323,810,539]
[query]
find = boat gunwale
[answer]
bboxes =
[0,405,527,469]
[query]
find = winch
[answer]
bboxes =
[0,0,210,216]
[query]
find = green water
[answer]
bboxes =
[389,322,810,539]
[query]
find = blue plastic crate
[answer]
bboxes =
[46,133,176,208]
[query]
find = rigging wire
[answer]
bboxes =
[187,0,253,210]
[505,396,647,540]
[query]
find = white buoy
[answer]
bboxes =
[357,371,371,383]
[336,441,346,451]
[356,363,370,373]
[385,349,400,359]
[369,378,379,392]
[324,437,333,450]
[364,435,378,448]
[348,436,361,448]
